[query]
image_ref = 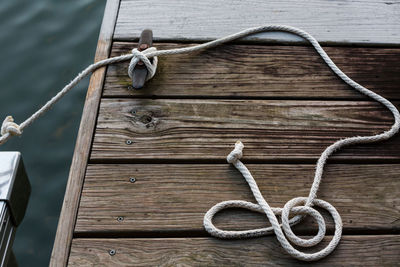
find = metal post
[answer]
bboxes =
[0,152,31,267]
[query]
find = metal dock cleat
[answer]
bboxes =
[130,29,153,89]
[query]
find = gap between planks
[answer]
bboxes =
[73,228,400,239]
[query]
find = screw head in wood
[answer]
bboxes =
[117,216,124,222]
[129,177,136,183]
[126,140,133,145]
[109,249,116,256]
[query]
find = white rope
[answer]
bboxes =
[0,52,134,145]
[128,47,158,81]
[1,116,22,136]
[204,141,342,261]
[1,25,399,261]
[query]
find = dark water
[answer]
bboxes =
[0,0,106,265]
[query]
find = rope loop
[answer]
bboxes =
[127,47,158,81]
[204,142,343,261]
[0,25,399,262]
[1,116,22,137]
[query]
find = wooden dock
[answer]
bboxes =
[51,0,400,266]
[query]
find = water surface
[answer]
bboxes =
[0,0,106,265]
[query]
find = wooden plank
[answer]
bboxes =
[50,0,121,266]
[114,0,400,45]
[91,99,399,161]
[75,164,400,234]
[68,236,400,266]
[103,43,400,99]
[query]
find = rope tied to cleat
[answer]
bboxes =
[1,25,399,261]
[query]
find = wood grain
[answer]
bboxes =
[50,0,120,266]
[69,236,400,266]
[114,0,400,45]
[75,164,400,234]
[104,43,400,100]
[91,99,399,161]
[49,0,400,265]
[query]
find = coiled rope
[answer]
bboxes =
[1,25,399,261]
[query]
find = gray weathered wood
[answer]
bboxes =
[91,99,398,161]
[49,0,400,264]
[75,164,400,234]
[104,43,400,99]
[68,236,400,266]
[50,0,121,266]
[115,0,400,45]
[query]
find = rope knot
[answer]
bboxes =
[128,47,158,81]
[226,141,244,163]
[1,116,22,136]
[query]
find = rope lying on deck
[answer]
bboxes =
[1,25,399,261]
